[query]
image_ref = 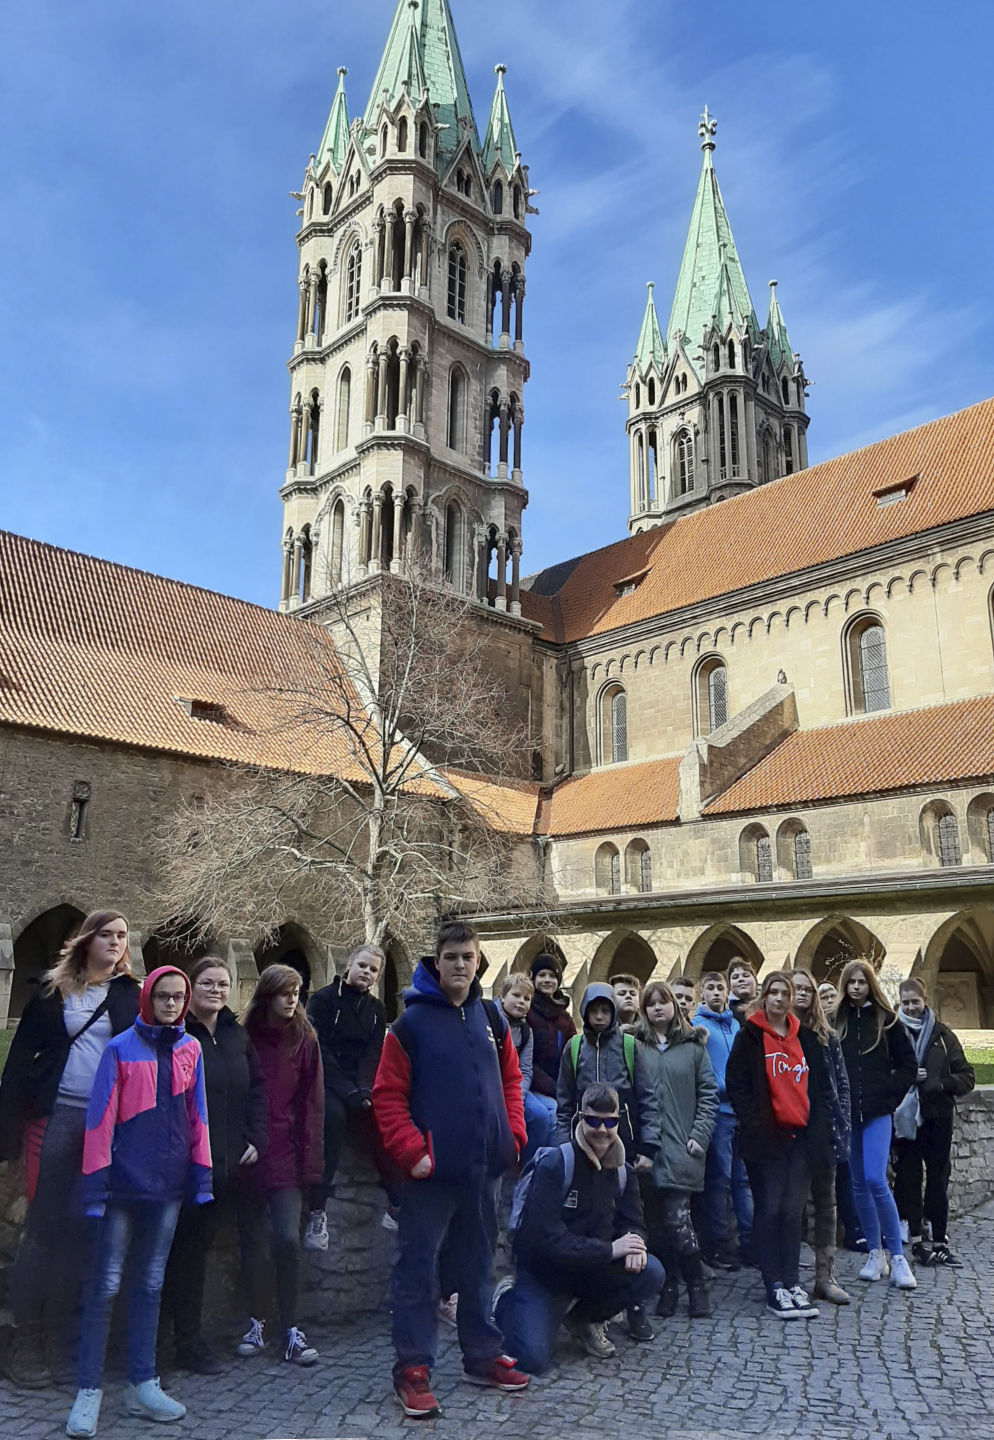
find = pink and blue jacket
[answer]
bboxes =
[82,966,212,1216]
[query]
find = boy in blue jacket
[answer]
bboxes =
[373,923,529,1420]
[693,971,753,1268]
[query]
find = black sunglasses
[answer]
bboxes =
[581,1114,619,1129]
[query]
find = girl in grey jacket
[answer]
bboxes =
[636,981,719,1318]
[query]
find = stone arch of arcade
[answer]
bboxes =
[921,908,994,1029]
[383,935,414,1023]
[793,916,886,983]
[254,921,320,1001]
[10,903,85,1020]
[684,923,764,981]
[589,930,657,986]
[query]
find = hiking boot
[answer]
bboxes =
[787,1285,819,1319]
[564,1314,616,1358]
[930,1242,962,1267]
[655,1282,679,1318]
[123,1378,186,1423]
[65,1388,102,1438]
[283,1327,318,1365]
[464,1355,530,1391]
[813,1244,850,1304]
[626,1304,654,1342]
[889,1253,917,1290]
[303,1210,329,1251]
[175,1337,224,1375]
[4,1322,52,1390]
[394,1364,441,1418]
[235,1317,265,1358]
[687,1285,713,1319]
[766,1286,802,1320]
[858,1248,889,1282]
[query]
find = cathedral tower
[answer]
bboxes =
[624,110,810,532]
[278,0,535,617]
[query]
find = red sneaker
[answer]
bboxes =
[394,1365,441,1419]
[464,1355,531,1391]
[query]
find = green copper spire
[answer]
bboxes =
[666,109,756,351]
[766,280,793,369]
[316,67,350,173]
[363,0,479,162]
[634,282,666,373]
[482,64,518,172]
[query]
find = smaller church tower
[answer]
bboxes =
[624,110,810,532]
[278,0,536,619]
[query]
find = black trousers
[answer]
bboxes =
[745,1136,811,1290]
[309,1094,402,1210]
[161,1183,255,1348]
[892,1113,954,1241]
[640,1182,704,1287]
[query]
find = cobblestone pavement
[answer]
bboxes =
[3,1202,993,1440]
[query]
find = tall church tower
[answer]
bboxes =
[624,110,810,532]
[278,0,535,618]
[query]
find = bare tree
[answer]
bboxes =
[151,557,545,953]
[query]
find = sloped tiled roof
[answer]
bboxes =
[521,397,994,645]
[706,694,994,816]
[539,756,683,837]
[0,531,372,778]
[444,770,541,835]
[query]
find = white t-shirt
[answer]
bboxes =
[58,983,113,1107]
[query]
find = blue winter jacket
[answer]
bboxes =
[692,1004,740,1115]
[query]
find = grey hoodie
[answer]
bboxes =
[554,983,660,1160]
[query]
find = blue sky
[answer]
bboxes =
[2,0,992,606]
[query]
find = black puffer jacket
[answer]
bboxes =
[726,1020,834,1166]
[838,1005,917,1125]
[901,1015,975,1121]
[0,974,139,1160]
[307,975,386,1107]
[185,1008,268,1188]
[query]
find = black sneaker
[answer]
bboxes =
[766,1286,802,1321]
[655,1284,679,1318]
[911,1239,934,1266]
[626,1304,654,1342]
[930,1243,962,1267]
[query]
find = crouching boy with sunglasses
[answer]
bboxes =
[493,1083,663,1373]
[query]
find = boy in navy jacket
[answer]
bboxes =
[372,923,529,1419]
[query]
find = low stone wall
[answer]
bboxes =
[3,1090,992,1329]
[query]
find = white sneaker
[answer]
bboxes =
[890,1253,917,1290]
[899,1219,910,1245]
[381,1210,399,1232]
[304,1210,329,1251]
[858,1248,890,1282]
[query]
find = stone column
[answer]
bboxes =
[510,539,522,615]
[403,210,417,282]
[308,272,321,337]
[416,361,427,425]
[512,401,524,474]
[514,279,525,346]
[501,281,512,337]
[476,530,488,601]
[392,490,405,571]
[744,388,758,483]
[371,493,383,568]
[398,347,411,423]
[290,535,303,600]
[373,220,385,292]
[0,922,12,1032]
[495,533,508,611]
[288,404,301,468]
[383,210,396,288]
[296,281,308,343]
[376,350,389,423]
[419,231,430,288]
[281,540,293,601]
[498,397,510,474]
[359,502,372,569]
[364,355,378,427]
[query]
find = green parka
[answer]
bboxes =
[640,1025,719,1193]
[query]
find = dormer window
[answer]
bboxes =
[873,474,920,509]
[177,698,229,725]
[613,568,649,598]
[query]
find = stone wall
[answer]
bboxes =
[948,1085,994,1217]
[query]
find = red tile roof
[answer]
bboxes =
[539,756,682,837]
[521,397,994,644]
[705,694,994,815]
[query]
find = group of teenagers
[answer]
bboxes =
[0,909,977,1429]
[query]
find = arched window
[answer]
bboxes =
[344,243,362,324]
[595,843,622,896]
[600,684,628,764]
[729,394,740,474]
[380,123,388,156]
[447,366,467,450]
[323,182,333,215]
[712,343,720,372]
[740,824,772,883]
[418,123,429,159]
[330,499,345,586]
[444,502,465,588]
[784,426,795,474]
[920,800,961,868]
[625,839,653,894]
[781,376,790,405]
[492,180,503,213]
[694,655,728,735]
[762,430,774,484]
[447,243,467,322]
[305,390,320,475]
[335,367,351,451]
[397,116,408,152]
[777,819,812,880]
[937,813,961,867]
[634,382,641,409]
[845,615,891,714]
[728,340,736,368]
[647,378,656,407]
[512,185,521,218]
[675,429,695,495]
[793,830,812,880]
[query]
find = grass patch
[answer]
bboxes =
[0,1029,11,1071]
[965,1046,994,1086]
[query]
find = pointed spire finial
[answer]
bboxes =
[698,105,717,151]
[495,63,507,78]
[769,278,778,289]
[338,66,348,79]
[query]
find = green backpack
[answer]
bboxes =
[565,1030,636,1086]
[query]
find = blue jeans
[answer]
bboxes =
[496,1255,664,1374]
[240,1187,303,1333]
[391,1174,502,1375]
[78,1199,182,1388]
[523,1092,557,1161]
[850,1114,903,1253]
[702,1110,753,1253]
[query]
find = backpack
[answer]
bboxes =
[564,1031,636,1086]
[507,1141,627,1240]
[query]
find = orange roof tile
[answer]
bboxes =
[0,531,370,778]
[706,694,994,815]
[540,756,682,837]
[444,771,542,835]
[521,397,994,644]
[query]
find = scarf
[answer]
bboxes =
[894,1007,935,1139]
[748,1010,810,1129]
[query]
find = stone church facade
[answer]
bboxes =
[2,0,994,1039]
